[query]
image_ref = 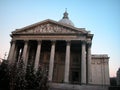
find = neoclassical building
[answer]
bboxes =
[7,11,110,86]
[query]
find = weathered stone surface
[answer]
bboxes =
[117,68,120,86]
[48,83,108,90]
[91,54,110,85]
[12,19,87,34]
[8,12,109,87]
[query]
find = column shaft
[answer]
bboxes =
[7,43,12,61]
[22,40,29,68]
[87,43,92,83]
[81,41,86,84]
[34,41,42,71]
[12,45,18,62]
[64,41,70,83]
[48,41,56,81]
[8,40,16,64]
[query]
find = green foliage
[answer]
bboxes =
[0,60,9,89]
[26,64,48,90]
[9,59,27,90]
[0,59,48,90]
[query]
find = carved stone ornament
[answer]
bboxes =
[17,23,76,34]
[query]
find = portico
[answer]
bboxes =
[8,38,92,84]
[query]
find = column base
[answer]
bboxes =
[64,82,69,84]
[81,83,87,85]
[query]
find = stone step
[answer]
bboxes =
[48,83,108,90]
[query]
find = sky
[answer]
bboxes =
[0,0,120,77]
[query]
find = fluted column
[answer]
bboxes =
[34,41,42,71]
[64,40,71,83]
[48,41,56,81]
[8,40,16,64]
[81,41,86,84]
[87,41,92,84]
[22,40,29,68]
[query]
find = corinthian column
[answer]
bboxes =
[22,40,29,68]
[34,41,42,71]
[87,41,92,84]
[64,40,71,83]
[48,41,56,81]
[81,41,86,84]
[8,40,16,64]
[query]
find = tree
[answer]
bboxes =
[0,60,9,89]
[35,65,48,90]
[9,58,27,90]
[0,59,48,90]
[26,63,48,90]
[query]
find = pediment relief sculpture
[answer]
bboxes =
[12,19,87,34]
[14,23,80,34]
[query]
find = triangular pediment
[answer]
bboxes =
[12,19,88,34]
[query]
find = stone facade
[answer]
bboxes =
[7,12,110,86]
[117,68,120,86]
[91,55,110,85]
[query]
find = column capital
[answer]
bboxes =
[23,40,29,45]
[23,40,29,42]
[37,40,42,44]
[87,40,92,47]
[10,40,16,44]
[51,40,56,45]
[81,40,86,45]
[66,40,71,45]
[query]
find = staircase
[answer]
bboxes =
[48,83,108,90]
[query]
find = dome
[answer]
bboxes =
[58,11,74,26]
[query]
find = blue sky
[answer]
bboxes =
[0,0,120,77]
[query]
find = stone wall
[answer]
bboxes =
[91,54,110,85]
[117,68,120,86]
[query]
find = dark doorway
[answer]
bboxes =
[71,71,79,84]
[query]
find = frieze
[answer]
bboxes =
[91,59,108,65]
[12,36,84,41]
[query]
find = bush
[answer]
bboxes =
[0,59,48,90]
[0,60,9,89]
